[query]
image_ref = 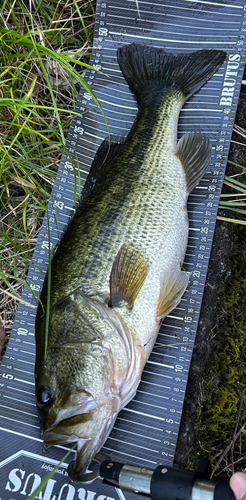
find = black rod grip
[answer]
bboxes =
[151,465,199,500]
[214,477,236,500]
[100,460,125,486]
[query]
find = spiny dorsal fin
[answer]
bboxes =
[157,267,190,320]
[109,244,148,309]
[82,136,125,199]
[175,132,212,194]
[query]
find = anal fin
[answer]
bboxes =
[109,244,148,309]
[157,267,189,320]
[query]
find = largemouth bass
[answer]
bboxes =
[35,44,226,477]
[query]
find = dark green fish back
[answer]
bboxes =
[46,46,227,309]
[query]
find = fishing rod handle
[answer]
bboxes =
[100,461,236,500]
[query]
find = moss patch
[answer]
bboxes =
[175,71,246,477]
[197,226,246,475]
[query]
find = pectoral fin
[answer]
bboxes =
[175,132,212,194]
[157,267,189,320]
[109,244,148,309]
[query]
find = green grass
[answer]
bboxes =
[27,446,76,500]
[0,0,97,333]
[218,160,246,225]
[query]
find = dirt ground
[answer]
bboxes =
[175,78,246,476]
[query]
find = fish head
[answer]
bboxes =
[35,376,118,475]
[35,291,134,475]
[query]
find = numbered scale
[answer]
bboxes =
[1,1,246,499]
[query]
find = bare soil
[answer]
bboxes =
[175,76,246,476]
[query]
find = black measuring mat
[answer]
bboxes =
[0,1,246,499]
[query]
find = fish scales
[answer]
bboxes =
[35,44,226,478]
[50,94,184,302]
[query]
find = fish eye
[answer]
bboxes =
[36,386,55,409]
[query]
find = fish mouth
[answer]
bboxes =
[43,412,99,476]
[43,402,116,475]
[44,430,91,449]
[43,411,93,447]
[42,391,98,446]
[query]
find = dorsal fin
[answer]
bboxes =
[82,136,125,199]
[109,244,148,309]
[175,132,212,194]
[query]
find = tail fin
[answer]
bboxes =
[117,44,226,103]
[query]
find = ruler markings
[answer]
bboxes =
[0,415,39,429]
[151,352,188,362]
[181,108,224,113]
[20,348,34,354]
[128,23,240,34]
[4,396,36,407]
[152,352,177,359]
[0,0,245,495]
[122,0,242,15]
[137,390,169,401]
[14,371,34,379]
[102,445,158,465]
[160,324,182,331]
[84,85,222,101]
[108,435,160,453]
[96,97,225,110]
[147,361,174,369]
[186,0,242,9]
[118,407,166,423]
[108,25,239,39]
[17,359,34,366]
[7,386,34,396]
[93,98,138,111]
[142,370,174,381]
[113,426,161,443]
[109,32,236,45]
[140,381,171,392]
[130,398,168,412]
[0,404,35,419]
[106,13,240,28]
[134,389,169,402]
[0,427,41,445]
[111,2,241,17]
[117,416,163,433]
[106,13,240,30]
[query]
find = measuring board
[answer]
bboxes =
[1,1,246,498]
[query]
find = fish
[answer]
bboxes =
[35,44,226,478]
